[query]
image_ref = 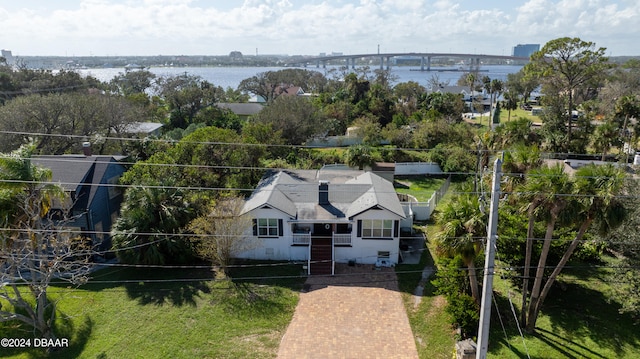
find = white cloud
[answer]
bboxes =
[0,0,638,56]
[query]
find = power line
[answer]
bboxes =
[2,128,640,164]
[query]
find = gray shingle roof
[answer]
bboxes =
[242,169,405,220]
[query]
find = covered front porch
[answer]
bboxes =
[291,221,353,275]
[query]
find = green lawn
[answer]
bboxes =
[0,262,306,359]
[395,176,447,202]
[498,107,542,124]
[398,185,640,358]
[487,257,640,358]
[396,228,456,359]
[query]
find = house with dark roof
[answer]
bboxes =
[32,154,126,253]
[238,169,406,275]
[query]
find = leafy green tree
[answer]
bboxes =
[238,69,327,103]
[350,114,383,146]
[525,37,611,144]
[252,95,327,145]
[418,92,465,123]
[0,92,143,154]
[155,74,224,129]
[109,69,156,97]
[112,126,265,264]
[605,182,640,321]
[505,70,538,106]
[393,81,425,116]
[432,255,480,338]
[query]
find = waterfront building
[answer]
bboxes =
[512,44,540,58]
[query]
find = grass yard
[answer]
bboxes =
[397,243,640,359]
[396,228,457,359]
[487,257,640,358]
[398,183,640,358]
[395,176,447,202]
[498,107,542,124]
[0,262,306,359]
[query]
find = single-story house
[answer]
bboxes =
[32,153,127,253]
[238,169,406,275]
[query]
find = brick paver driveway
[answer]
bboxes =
[277,264,419,359]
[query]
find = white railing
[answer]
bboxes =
[293,233,311,245]
[333,233,352,245]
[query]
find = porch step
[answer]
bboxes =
[310,239,333,275]
[310,262,332,275]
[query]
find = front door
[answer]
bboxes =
[313,223,333,236]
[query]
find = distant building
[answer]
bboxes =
[229,51,243,60]
[512,44,540,58]
[1,49,14,66]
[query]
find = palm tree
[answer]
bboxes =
[520,163,572,329]
[111,185,195,264]
[526,164,626,331]
[502,90,519,122]
[345,144,376,170]
[592,120,621,161]
[0,143,61,229]
[435,189,488,303]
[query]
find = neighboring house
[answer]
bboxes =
[217,102,264,120]
[275,85,305,97]
[32,154,127,253]
[432,85,471,100]
[250,85,307,103]
[123,121,163,137]
[238,169,406,275]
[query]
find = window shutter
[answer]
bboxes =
[252,219,257,236]
[357,220,362,237]
[278,219,284,236]
[394,220,399,237]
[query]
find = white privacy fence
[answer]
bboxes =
[394,162,443,175]
[400,176,451,224]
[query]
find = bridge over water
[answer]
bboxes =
[287,52,529,71]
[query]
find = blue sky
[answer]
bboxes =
[1,0,638,57]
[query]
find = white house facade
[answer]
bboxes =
[238,169,406,275]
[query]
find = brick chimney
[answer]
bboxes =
[319,180,329,205]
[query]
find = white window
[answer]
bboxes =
[362,219,393,238]
[258,218,279,236]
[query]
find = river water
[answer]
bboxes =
[79,64,523,90]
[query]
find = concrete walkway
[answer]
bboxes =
[277,264,419,359]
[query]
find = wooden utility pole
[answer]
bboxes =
[476,158,502,359]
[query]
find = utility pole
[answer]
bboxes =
[476,157,502,359]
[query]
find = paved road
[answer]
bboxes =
[277,265,419,359]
